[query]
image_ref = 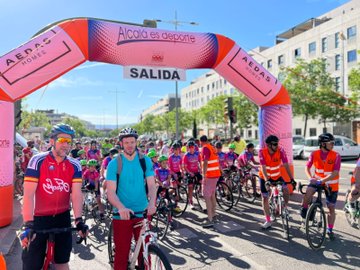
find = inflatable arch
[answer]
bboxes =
[0,18,293,226]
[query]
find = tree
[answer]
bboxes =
[233,93,258,131]
[63,117,87,138]
[18,110,51,132]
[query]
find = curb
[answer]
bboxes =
[0,198,22,255]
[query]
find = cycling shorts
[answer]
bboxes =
[186,172,202,185]
[259,177,287,197]
[22,210,72,269]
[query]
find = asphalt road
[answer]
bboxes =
[5,159,359,270]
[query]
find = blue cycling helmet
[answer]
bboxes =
[49,123,75,139]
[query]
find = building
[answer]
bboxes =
[140,93,180,120]
[250,0,360,140]
[180,0,359,142]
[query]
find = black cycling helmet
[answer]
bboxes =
[246,143,255,149]
[215,141,222,149]
[109,148,119,155]
[318,133,335,144]
[172,142,181,149]
[49,123,75,139]
[187,140,196,147]
[27,140,34,147]
[119,127,138,141]
[265,135,279,144]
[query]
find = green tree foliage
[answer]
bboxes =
[18,111,51,132]
[233,94,259,129]
[63,117,88,138]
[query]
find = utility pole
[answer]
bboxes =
[108,89,125,130]
[154,12,198,139]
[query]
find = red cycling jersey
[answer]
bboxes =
[24,151,82,216]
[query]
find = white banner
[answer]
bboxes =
[123,66,186,81]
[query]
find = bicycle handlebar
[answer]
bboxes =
[34,227,87,245]
[298,181,326,195]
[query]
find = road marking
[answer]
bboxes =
[214,220,245,233]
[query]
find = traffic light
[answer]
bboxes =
[229,109,236,124]
[14,100,22,127]
[224,97,233,123]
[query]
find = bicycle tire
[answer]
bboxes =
[108,221,115,267]
[194,182,206,211]
[146,244,173,270]
[169,186,188,217]
[216,182,233,212]
[230,179,242,207]
[269,196,277,222]
[344,190,360,229]
[242,176,257,203]
[305,203,326,250]
[152,199,170,241]
[280,198,290,240]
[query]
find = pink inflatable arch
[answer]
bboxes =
[0,18,293,226]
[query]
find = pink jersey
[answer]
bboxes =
[183,152,201,173]
[225,152,238,166]
[168,153,182,173]
[83,169,100,185]
[238,150,256,167]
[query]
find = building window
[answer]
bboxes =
[347,25,357,40]
[295,128,302,135]
[197,88,199,94]
[201,87,204,93]
[335,77,341,92]
[224,90,227,95]
[335,32,340,48]
[309,128,317,136]
[267,59,273,68]
[207,84,210,91]
[230,88,235,94]
[278,55,284,65]
[224,79,227,85]
[294,48,301,58]
[335,54,341,70]
[347,49,357,63]
[212,82,215,89]
[308,42,316,53]
[321,37,328,53]
[255,130,258,139]
[248,130,252,138]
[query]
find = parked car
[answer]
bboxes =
[303,135,360,160]
[293,135,305,159]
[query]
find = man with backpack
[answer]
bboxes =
[106,128,157,270]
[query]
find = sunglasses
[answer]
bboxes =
[271,142,278,147]
[56,137,72,144]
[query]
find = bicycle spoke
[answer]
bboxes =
[306,204,326,250]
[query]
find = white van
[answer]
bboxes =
[303,135,360,159]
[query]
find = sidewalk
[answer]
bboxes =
[0,197,22,255]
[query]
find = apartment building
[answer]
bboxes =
[140,93,180,120]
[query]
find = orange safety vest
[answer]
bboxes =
[313,150,339,192]
[259,148,282,180]
[202,143,221,178]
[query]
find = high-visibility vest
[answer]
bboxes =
[313,150,339,192]
[202,143,221,178]
[259,148,282,180]
[350,158,359,185]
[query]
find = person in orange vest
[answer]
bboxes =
[344,155,359,221]
[200,135,222,228]
[300,133,341,241]
[259,135,295,229]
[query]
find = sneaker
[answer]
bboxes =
[327,231,335,241]
[300,207,308,219]
[173,206,182,213]
[262,221,272,229]
[202,219,214,228]
[213,215,220,223]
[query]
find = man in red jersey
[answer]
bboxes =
[20,123,88,270]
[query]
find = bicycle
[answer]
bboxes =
[108,211,172,270]
[31,227,86,270]
[267,180,290,240]
[168,175,189,217]
[298,182,327,250]
[344,173,360,229]
[82,187,102,223]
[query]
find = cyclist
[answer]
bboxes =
[76,149,86,161]
[200,135,221,228]
[20,123,88,270]
[346,156,360,220]
[168,142,183,183]
[258,135,295,229]
[147,148,160,170]
[100,148,119,182]
[183,140,202,208]
[225,143,238,170]
[106,127,157,270]
[70,141,82,158]
[215,141,226,172]
[21,140,34,173]
[83,159,105,220]
[80,159,88,174]
[101,138,113,158]
[300,133,341,240]
[233,135,246,156]
[86,140,101,163]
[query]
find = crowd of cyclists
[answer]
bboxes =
[16,123,360,269]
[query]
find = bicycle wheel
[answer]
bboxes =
[194,182,206,211]
[169,186,188,217]
[108,221,115,267]
[242,176,257,203]
[230,179,242,207]
[151,199,170,241]
[280,198,290,240]
[269,196,277,222]
[305,203,326,250]
[344,190,354,227]
[145,244,173,270]
[216,182,233,212]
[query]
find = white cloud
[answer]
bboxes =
[147,94,163,99]
[74,63,106,70]
[137,90,143,98]
[48,76,105,88]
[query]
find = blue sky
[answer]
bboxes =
[0,0,348,126]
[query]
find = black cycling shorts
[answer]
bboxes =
[259,177,287,197]
[187,172,203,185]
[22,210,72,270]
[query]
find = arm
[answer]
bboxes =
[106,181,133,219]
[260,165,269,181]
[146,175,157,215]
[22,182,37,222]
[321,170,339,183]
[283,163,294,180]
[71,182,83,221]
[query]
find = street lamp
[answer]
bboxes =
[154,12,198,140]
[108,89,125,130]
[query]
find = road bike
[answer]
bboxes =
[108,211,172,270]
[344,189,360,229]
[82,188,104,223]
[267,180,290,240]
[299,182,327,250]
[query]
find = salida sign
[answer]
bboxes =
[123,66,186,81]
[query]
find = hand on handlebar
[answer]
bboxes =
[75,219,89,244]
[20,221,36,249]
[118,207,134,220]
[309,178,322,186]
